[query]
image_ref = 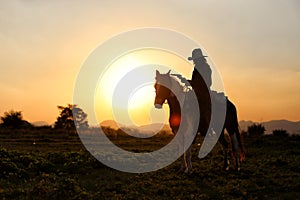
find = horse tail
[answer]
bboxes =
[228,99,246,161]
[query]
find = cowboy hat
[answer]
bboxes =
[188,48,207,61]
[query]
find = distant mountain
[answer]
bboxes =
[100,120,120,129]
[239,120,300,135]
[31,121,49,127]
[139,123,172,133]
[100,120,172,136]
[100,119,300,136]
[239,120,255,132]
[121,124,172,138]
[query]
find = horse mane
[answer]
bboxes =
[170,73,192,92]
[156,71,192,94]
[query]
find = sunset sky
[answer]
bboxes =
[0,1,299,126]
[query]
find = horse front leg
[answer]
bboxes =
[178,145,193,174]
[184,145,193,174]
[178,143,193,174]
[176,130,188,173]
[179,154,187,173]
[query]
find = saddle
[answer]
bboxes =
[188,79,227,106]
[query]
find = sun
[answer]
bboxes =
[94,48,192,126]
[128,84,154,109]
[127,84,169,126]
[95,53,145,107]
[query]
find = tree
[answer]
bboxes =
[247,123,265,136]
[54,104,88,130]
[0,110,32,129]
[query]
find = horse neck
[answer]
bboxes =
[167,93,181,116]
[167,78,187,114]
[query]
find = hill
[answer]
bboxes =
[100,119,300,135]
[239,120,300,135]
[31,121,49,127]
[100,120,172,137]
[99,120,120,129]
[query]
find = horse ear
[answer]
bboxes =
[156,70,160,76]
[167,70,171,74]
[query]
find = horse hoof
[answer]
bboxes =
[185,170,193,176]
[223,160,230,171]
[177,168,185,174]
[223,166,230,171]
[235,166,241,172]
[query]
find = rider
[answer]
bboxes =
[188,48,212,92]
[188,48,212,136]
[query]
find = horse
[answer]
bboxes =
[154,70,245,174]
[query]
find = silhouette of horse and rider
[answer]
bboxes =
[154,48,245,174]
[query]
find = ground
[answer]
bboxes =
[0,128,299,199]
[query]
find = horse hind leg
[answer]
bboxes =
[230,132,241,172]
[226,118,241,171]
[219,131,230,171]
[226,100,245,172]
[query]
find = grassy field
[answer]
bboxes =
[0,128,299,199]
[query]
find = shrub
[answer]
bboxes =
[273,129,288,137]
[247,123,265,136]
[0,110,32,129]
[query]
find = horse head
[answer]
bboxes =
[154,70,172,109]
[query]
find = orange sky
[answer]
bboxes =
[0,1,299,125]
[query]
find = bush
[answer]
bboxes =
[0,110,32,129]
[273,129,288,137]
[247,123,265,136]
